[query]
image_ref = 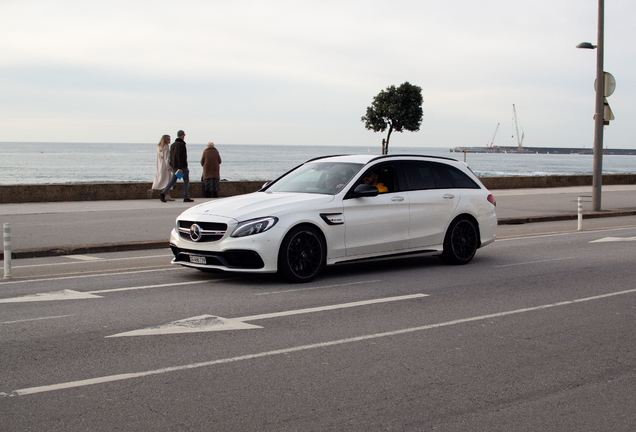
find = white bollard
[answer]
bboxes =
[577,197,583,231]
[3,223,11,279]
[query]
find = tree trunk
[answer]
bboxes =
[384,126,394,155]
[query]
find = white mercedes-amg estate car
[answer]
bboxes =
[169,154,497,282]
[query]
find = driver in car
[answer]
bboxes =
[363,170,388,193]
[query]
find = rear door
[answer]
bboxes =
[401,160,460,248]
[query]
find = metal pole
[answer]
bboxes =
[3,223,11,279]
[592,0,605,211]
[578,197,583,230]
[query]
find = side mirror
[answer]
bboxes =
[351,184,379,197]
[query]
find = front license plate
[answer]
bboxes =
[189,255,206,264]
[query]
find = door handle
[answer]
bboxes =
[391,196,405,202]
[443,194,455,199]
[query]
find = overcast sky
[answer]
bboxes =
[1,0,634,149]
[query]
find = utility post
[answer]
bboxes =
[592,0,605,211]
[577,0,605,211]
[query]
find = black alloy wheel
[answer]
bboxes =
[278,226,326,283]
[440,217,478,265]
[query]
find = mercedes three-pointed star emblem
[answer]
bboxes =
[189,224,202,242]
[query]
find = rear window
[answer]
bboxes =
[433,163,480,189]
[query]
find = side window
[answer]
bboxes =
[429,163,453,189]
[356,163,397,193]
[432,163,480,189]
[402,161,435,190]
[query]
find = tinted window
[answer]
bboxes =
[402,161,436,190]
[429,163,453,188]
[433,163,480,189]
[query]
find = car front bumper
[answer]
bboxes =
[169,226,282,273]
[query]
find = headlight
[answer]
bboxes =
[231,217,279,238]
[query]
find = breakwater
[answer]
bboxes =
[2,175,636,204]
[452,146,636,155]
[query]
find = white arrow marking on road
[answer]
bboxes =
[105,315,263,337]
[106,293,429,337]
[0,289,103,303]
[590,236,636,243]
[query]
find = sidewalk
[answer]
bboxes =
[2,185,636,259]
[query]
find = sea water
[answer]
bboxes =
[0,142,635,185]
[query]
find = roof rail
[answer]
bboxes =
[304,154,353,163]
[368,154,458,163]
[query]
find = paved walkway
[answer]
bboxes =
[2,185,636,258]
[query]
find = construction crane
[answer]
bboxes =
[487,123,500,148]
[512,104,524,149]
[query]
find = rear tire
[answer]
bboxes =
[278,225,326,283]
[440,217,478,265]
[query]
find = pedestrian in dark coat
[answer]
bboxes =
[161,130,194,203]
[201,142,222,198]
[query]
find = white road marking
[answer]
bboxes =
[63,255,103,261]
[0,290,103,303]
[107,294,429,337]
[590,236,636,243]
[497,225,636,242]
[13,254,173,269]
[493,257,575,268]
[89,280,213,294]
[105,315,263,337]
[255,280,382,295]
[239,294,429,322]
[5,287,636,397]
[1,315,74,325]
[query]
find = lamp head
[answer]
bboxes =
[576,42,596,49]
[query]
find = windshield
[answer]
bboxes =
[266,162,363,194]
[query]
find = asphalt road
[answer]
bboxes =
[1,218,635,431]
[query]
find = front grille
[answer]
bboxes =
[178,220,227,242]
[171,246,264,269]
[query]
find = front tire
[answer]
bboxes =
[278,226,326,283]
[440,217,478,265]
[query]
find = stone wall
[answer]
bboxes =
[0,181,266,203]
[479,174,636,190]
[1,174,635,204]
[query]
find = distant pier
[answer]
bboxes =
[451,146,636,155]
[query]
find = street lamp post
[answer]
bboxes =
[577,0,604,211]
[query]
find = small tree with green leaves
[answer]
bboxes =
[361,81,423,154]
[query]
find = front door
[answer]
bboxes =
[342,163,410,257]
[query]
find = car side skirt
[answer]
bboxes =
[328,245,444,265]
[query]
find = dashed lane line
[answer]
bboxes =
[1,315,74,325]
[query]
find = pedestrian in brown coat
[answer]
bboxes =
[201,142,222,198]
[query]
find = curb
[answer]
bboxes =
[497,209,636,225]
[1,240,170,260]
[3,210,636,260]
